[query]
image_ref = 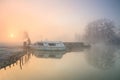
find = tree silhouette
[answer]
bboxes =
[84,19,118,44]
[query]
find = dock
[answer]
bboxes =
[64,42,90,52]
[0,48,31,70]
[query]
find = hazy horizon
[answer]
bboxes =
[0,0,120,43]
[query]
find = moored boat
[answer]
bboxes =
[31,41,66,51]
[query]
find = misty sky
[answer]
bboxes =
[0,0,120,43]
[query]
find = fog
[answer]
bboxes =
[0,1,120,80]
[0,0,120,44]
[0,1,83,43]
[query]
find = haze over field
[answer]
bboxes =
[0,0,120,44]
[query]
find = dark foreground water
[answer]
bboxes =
[0,44,120,80]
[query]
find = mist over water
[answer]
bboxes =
[1,44,120,80]
[85,43,116,69]
[0,0,120,80]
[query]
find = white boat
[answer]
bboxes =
[31,41,66,51]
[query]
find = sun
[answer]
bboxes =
[10,33,15,38]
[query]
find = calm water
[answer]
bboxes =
[0,44,120,80]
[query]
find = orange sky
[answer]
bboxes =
[1,0,118,44]
[0,1,85,44]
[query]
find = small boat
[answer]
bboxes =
[31,41,66,51]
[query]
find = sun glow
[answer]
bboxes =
[10,33,15,38]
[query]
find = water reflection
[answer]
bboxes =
[0,43,120,71]
[85,43,118,70]
[33,51,66,59]
[1,44,120,80]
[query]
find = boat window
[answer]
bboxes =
[48,43,56,46]
[39,55,44,57]
[37,43,43,46]
[49,55,56,58]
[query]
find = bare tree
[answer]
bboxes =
[84,19,117,44]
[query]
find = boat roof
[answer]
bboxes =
[35,41,63,43]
